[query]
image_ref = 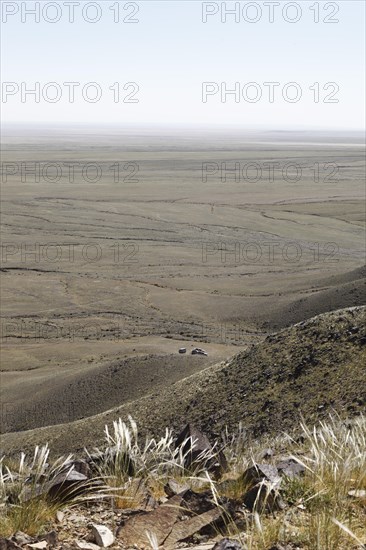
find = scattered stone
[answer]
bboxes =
[47,470,89,502]
[11,532,34,546]
[18,484,45,503]
[124,477,157,511]
[37,530,57,547]
[239,464,285,512]
[243,481,285,513]
[164,479,190,497]
[164,507,223,548]
[68,513,85,523]
[241,464,281,488]
[117,493,186,546]
[91,524,115,548]
[0,540,22,550]
[212,539,246,550]
[276,459,305,479]
[56,510,65,523]
[182,489,217,515]
[175,424,228,477]
[63,459,91,479]
[348,489,366,499]
[27,542,48,549]
[75,542,100,550]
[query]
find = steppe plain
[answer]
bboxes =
[1,127,365,444]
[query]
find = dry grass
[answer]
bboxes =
[1,415,365,547]
[221,414,366,550]
[0,444,105,537]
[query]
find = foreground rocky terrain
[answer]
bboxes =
[1,414,365,549]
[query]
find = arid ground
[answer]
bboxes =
[1,127,365,446]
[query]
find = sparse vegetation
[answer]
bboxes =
[0,445,97,536]
[1,415,365,548]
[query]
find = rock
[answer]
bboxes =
[164,479,190,497]
[37,530,57,547]
[91,524,114,548]
[117,492,187,546]
[164,508,223,548]
[56,510,65,523]
[75,542,101,550]
[240,464,281,491]
[182,489,217,515]
[68,513,85,523]
[348,489,366,499]
[233,464,285,513]
[276,459,305,479]
[243,482,285,513]
[175,424,228,477]
[27,543,48,549]
[175,424,212,463]
[212,539,246,550]
[11,532,34,546]
[47,470,89,502]
[63,459,91,478]
[0,540,22,550]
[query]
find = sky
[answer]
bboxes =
[1,0,365,129]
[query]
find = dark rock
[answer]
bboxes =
[63,459,91,479]
[47,469,89,502]
[11,532,34,546]
[243,483,285,513]
[164,479,190,497]
[241,464,281,488]
[175,424,228,477]
[182,489,216,515]
[212,539,246,550]
[37,530,58,547]
[0,540,22,550]
[238,460,283,516]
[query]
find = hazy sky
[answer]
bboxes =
[1,0,365,129]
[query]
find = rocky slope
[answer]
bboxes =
[1,306,365,457]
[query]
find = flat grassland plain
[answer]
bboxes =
[1,127,365,437]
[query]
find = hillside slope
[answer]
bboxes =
[260,265,366,329]
[1,306,365,457]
